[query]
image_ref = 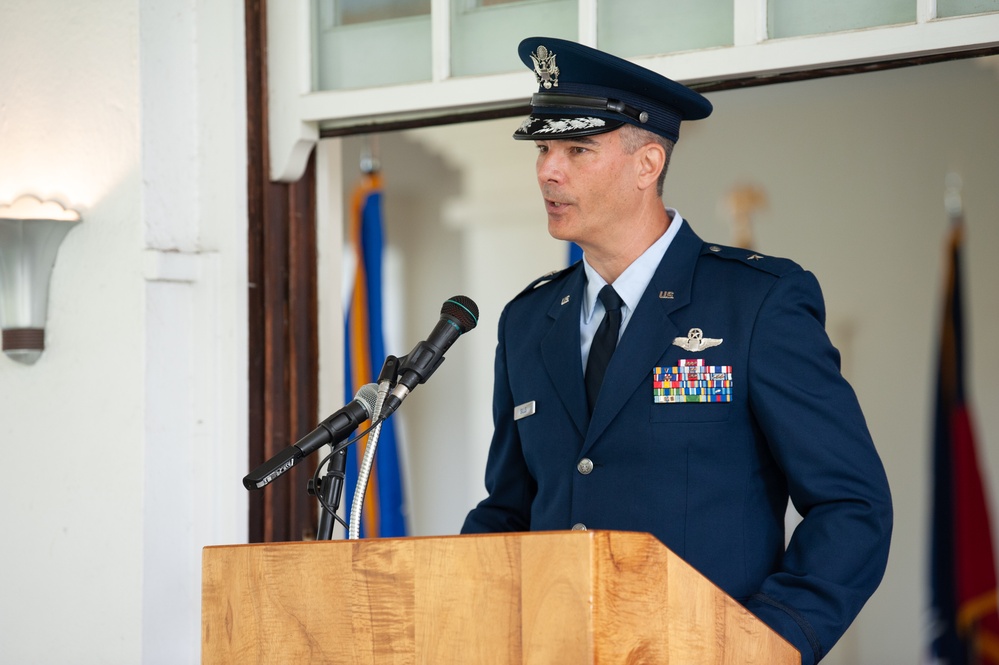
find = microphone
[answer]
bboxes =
[380,295,478,418]
[243,383,379,490]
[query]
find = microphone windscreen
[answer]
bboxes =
[355,383,379,418]
[441,295,479,333]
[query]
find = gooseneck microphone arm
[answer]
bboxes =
[315,356,401,541]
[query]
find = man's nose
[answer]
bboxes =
[537,152,563,183]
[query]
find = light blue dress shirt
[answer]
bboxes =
[579,208,684,371]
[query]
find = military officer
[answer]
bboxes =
[461,36,892,665]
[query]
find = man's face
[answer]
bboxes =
[534,128,643,253]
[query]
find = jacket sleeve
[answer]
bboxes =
[743,268,893,664]
[461,304,537,533]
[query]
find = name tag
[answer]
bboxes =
[514,401,536,420]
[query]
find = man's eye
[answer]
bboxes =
[570,146,589,154]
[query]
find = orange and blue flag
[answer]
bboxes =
[344,170,407,538]
[929,216,999,664]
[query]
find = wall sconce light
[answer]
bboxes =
[0,195,81,365]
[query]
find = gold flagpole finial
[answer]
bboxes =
[724,184,768,249]
[944,171,963,223]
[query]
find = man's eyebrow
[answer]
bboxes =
[535,135,602,147]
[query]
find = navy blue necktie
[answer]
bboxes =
[585,285,624,411]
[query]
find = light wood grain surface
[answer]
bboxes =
[202,531,799,664]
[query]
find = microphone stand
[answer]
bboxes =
[310,355,401,541]
[313,447,348,540]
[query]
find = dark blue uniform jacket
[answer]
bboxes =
[462,220,893,665]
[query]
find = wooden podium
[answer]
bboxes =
[202,530,799,664]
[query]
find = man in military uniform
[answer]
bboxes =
[461,37,892,665]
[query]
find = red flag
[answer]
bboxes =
[930,217,999,664]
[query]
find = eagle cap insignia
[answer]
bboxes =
[673,328,723,352]
[530,45,559,89]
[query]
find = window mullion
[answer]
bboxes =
[579,0,598,46]
[734,0,768,46]
[432,0,451,82]
[917,0,938,24]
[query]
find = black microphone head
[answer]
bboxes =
[441,295,479,333]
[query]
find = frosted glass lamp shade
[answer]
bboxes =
[0,196,81,364]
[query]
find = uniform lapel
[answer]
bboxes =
[541,266,589,438]
[583,221,704,449]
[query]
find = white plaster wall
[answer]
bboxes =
[0,1,247,663]
[335,56,999,663]
[0,2,145,662]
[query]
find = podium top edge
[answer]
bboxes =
[202,529,661,551]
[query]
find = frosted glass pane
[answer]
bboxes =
[315,16,432,90]
[451,0,577,78]
[599,0,733,57]
[335,0,430,25]
[937,0,999,17]
[769,0,915,38]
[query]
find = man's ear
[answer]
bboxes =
[636,142,666,192]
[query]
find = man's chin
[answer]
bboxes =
[547,218,577,243]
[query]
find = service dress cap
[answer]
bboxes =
[513,36,712,143]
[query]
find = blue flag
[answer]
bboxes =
[568,241,583,266]
[344,171,407,538]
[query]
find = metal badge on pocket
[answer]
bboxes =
[672,328,722,352]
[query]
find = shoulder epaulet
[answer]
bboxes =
[513,262,579,301]
[700,243,801,277]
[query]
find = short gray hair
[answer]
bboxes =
[618,125,675,197]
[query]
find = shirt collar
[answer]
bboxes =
[582,209,684,324]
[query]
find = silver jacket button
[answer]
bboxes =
[571,523,587,531]
[577,458,594,475]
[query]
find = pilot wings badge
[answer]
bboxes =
[672,328,722,352]
[530,45,559,89]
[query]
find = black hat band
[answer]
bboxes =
[531,93,650,125]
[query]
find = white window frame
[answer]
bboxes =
[268,0,999,182]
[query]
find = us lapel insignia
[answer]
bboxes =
[672,328,723,352]
[561,295,570,305]
[659,290,674,299]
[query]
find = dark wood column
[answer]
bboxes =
[245,0,320,542]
